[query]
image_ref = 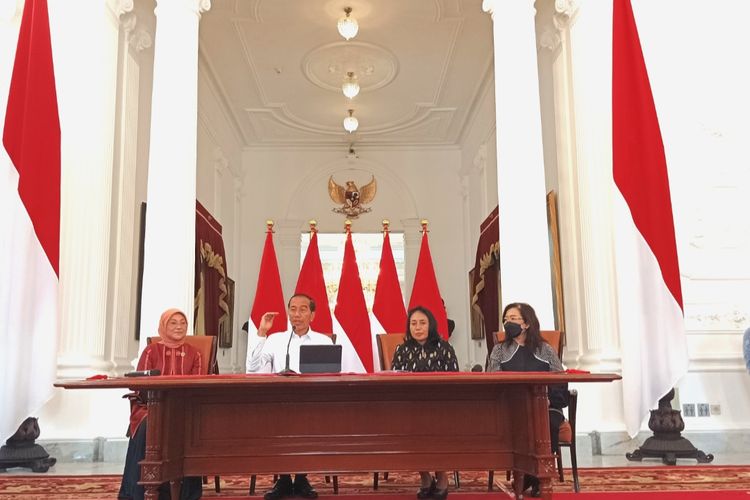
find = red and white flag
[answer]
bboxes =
[0,0,61,441]
[297,228,364,373]
[373,230,406,334]
[295,229,333,334]
[334,228,374,373]
[613,0,688,437]
[408,226,449,339]
[245,225,288,372]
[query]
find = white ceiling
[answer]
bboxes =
[199,0,494,149]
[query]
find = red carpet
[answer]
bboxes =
[1,467,749,499]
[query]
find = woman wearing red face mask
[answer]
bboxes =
[118,309,203,500]
[488,302,567,498]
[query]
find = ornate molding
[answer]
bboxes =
[197,0,212,15]
[553,0,578,31]
[473,143,487,173]
[112,0,135,18]
[538,0,578,52]
[213,147,229,175]
[121,11,137,39]
[460,175,470,201]
[130,29,154,52]
[117,2,153,53]
[538,27,561,52]
[481,0,498,19]
[155,0,211,16]
[301,41,398,95]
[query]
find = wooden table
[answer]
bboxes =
[56,372,619,499]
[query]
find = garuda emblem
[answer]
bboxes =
[328,175,377,219]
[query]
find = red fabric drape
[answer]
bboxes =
[471,207,500,364]
[194,201,228,339]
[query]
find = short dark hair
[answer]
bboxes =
[288,293,316,312]
[404,306,442,346]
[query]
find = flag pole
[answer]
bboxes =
[309,219,317,235]
[382,219,390,234]
[266,220,274,233]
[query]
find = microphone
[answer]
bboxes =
[124,369,161,377]
[278,329,297,376]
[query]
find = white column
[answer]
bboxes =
[106,2,153,375]
[483,0,554,328]
[139,0,210,349]
[226,176,243,374]
[51,0,120,377]
[571,0,620,370]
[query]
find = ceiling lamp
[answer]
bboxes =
[342,72,360,99]
[343,109,359,133]
[337,7,359,40]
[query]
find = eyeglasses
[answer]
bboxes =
[504,316,523,322]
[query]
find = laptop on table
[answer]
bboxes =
[299,344,343,374]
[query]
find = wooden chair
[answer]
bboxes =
[487,330,579,492]
[147,335,220,492]
[376,333,405,371]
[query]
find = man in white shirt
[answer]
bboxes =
[247,293,329,499]
[247,294,333,374]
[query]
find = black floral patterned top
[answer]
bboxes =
[391,339,459,372]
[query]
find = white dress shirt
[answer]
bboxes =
[246,328,333,373]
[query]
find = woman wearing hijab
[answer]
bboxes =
[391,306,458,500]
[118,309,203,500]
[487,302,567,498]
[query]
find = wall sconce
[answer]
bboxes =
[343,109,359,133]
[337,7,359,40]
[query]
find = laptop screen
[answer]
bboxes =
[299,344,342,374]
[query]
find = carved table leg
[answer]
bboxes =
[141,389,163,500]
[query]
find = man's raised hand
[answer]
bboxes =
[257,312,279,337]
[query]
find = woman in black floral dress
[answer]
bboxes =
[391,306,458,500]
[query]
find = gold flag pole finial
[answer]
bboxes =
[266,220,274,233]
[420,219,429,233]
[382,219,390,234]
[344,219,352,233]
[309,220,317,234]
